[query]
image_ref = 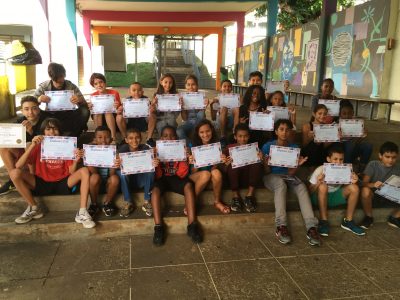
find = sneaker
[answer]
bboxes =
[318,220,330,236]
[307,227,322,246]
[153,224,165,246]
[102,202,116,217]
[0,180,16,196]
[387,215,400,229]
[146,138,156,148]
[87,203,99,218]
[75,210,96,229]
[230,197,242,212]
[142,201,153,217]
[187,221,203,243]
[120,202,134,218]
[243,196,256,213]
[15,206,44,224]
[360,216,374,229]
[276,225,291,244]
[341,218,365,236]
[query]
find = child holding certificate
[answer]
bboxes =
[89,73,121,142]
[311,78,337,112]
[151,126,202,246]
[117,128,155,218]
[86,126,120,218]
[301,104,332,168]
[339,100,372,172]
[267,90,296,126]
[262,119,321,246]
[237,85,270,148]
[309,143,364,236]
[223,123,262,212]
[177,75,208,144]
[147,74,181,146]
[188,119,230,214]
[10,118,95,228]
[116,82,157,146]
[360,142,400,229]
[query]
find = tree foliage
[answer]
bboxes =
[255,0,355,31]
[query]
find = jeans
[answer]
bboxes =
[342,140,373,164]
[263,173,318,230]
[177,110,205,143]
[117,170,154,202]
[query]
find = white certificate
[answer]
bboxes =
[314,124,340,142]
[157,94,181,112]
[249,112,274,131]
[181,92,205,110]
[376,175,400,204]
[218,94,240,109]
[83,144,116,168]
[267,106,290,121]
[266,81,285,93]
[191,142,222,168]
[90,94,116,114]
[41,136,77,160]
[156,140,186,162]
[318,99,340,116]
[268,145,300,168]
[323,163,352,184]
[229,142,260,169]
[119,150,155,175]
[0,124,26,148]
[45,90,76,111]
[340,119,364,138]
[123,98,149,118]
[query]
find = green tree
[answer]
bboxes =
[255,0,355,31]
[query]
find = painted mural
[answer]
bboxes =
[237,39,267,85]
[325,0,390,97]
[267,19,323,93]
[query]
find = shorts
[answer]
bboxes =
[153,175,192,195]
[33,176,74,196]
[311,187,347,208]
[127,117,148,132]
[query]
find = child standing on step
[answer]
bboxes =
[311,78,337,112]
[117,128,155,218]
[87,126,120,218]
[248,71,263,86]
[10,118,95,228]
[309,143,364,237]
[359,141,400,229]
[188,119,230,214]
[151,125,202,246]
[262,119,321,246]
[223,123,262,212]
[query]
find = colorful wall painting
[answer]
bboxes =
[236,39,267,85]
[324,0,391,97]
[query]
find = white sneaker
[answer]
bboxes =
[15,206,44,224]
[75,210,96,229]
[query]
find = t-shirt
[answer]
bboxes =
[364,160,400,183]
[16,110,50,142]
[118,143,150,154]
[91,89,121,107]
[28,144,73,182]
[309,165,341,192]
[261,140,299,175]
[35,80,84,101]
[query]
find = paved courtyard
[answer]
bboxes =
[1,223,399,300]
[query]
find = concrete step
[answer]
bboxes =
[0,204,392,242]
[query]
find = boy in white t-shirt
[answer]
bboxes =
[309,143,364,237]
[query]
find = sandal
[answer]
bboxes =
[214,201,230,214]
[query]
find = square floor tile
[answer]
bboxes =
[131,264,218,299]
[131,234,203,268]
[364,223,400,249]
[342,250,400,293]
[49,237,130,276]
[0,279,44,300]
[198,231,271,262]
[208,259,307,299]
[278,254,381,299]
[0,241,59,281]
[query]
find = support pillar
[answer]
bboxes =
[265,0,278,82]
[216,30,223,89]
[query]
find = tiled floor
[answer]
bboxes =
[1,223,399,300]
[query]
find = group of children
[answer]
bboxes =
[1,63,399,247]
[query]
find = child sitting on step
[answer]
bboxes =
[87,126,120,218]
[10,118,95,228]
